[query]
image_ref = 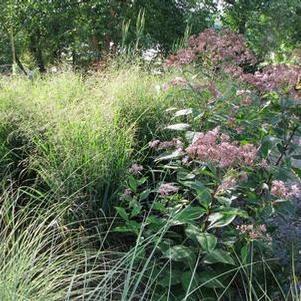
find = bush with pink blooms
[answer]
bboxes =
[114,29,301,300]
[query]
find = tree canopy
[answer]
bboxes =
[0,0,300,71]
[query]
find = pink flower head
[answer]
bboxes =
[237,224,268,240]
[158,183,179,196]
[217,177,237,193]
[129,164,143,175]
[289,184,301,198]
[271,180,289,198]
[270,181,300,199]
[240,64,301,98]
[182,156,191,166]
[149,140,161,149]
[121,188,132,200]
[186,128,257,168]
[240,144,257,165]
[165,28,256,68]
[260,159,269,169]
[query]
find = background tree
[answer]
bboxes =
[222,0,301,59]
[0,0,216,71]
[2,0,301,71]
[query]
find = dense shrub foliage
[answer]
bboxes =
[114,30,301,300]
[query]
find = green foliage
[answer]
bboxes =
[1,20,301,298]
[0,0,216,71]
[223,0,301,59]
[115,55,301,299]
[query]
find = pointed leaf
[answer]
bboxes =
[174,207,206,224]
[165,123,190,131]
[115,207,129,221]
[163,245,195,262]
[207,212,236,229]
[156,149,183,162]
[173,108,193,118]
[203,249,235,265]
[196,232,217,253]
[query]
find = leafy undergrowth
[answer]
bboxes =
[115,30,301,300]
[1,30,301,300]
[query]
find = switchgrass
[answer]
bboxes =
[0,66,176,212]
[0,188,100,301]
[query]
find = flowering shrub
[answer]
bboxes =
[115,29,301,299]
[185,127,257,167]
[166,28,301,99]
[271,180,300,199]
[240,64,301,99]
[166,28,257,69]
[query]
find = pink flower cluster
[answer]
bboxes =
[166,49,196,67]
[216,177,237,193]
[158,183,179,196]
[166,28,256,68]
[149,138,183,150]
[129,164,143,175]
[237,224,268,240]
[165,29,301,99]
[240,64,301,98]
[223,63,244,77]
[121,188,132,200]
[271,180,300,199]
[186,127,257,168]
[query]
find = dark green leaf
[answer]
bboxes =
[115,207,129,221]
[240,245,249,264]
[196,189,212,209]
[140,189,151,201]
[260,135,280,158]
[196,232,217,253]
[174,207,206,224]
[203,249,235,265]
[185,224,201,240]
[130,204,142,218]
[164,245,195,262]
[160,269,182,287]
[128,175,138,192]
[198,271,225,288]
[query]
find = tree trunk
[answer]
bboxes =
[10,27,16,74]
[29,32,46,73]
